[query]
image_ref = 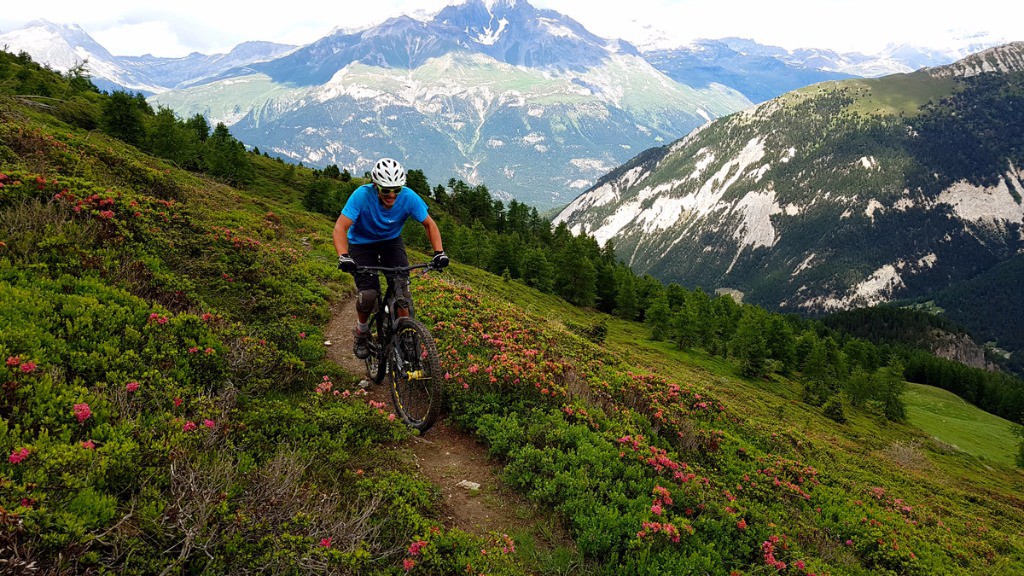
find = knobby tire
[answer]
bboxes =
[389,317,442,433]
[365,311,387,385]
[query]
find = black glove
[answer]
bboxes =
[338,253,357,273]
[432,250,450,269]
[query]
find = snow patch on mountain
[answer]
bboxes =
[537,18,579,39]
[572,136,768,246]
[793,253,817,276]
[688,149,715,180]
[472,17,509,45]
[570,158,614,173]
[859,156,878,170]
[865,199,885,222]
[732,190,782,249]
[937,166,1024,228]
[803,263,906,311]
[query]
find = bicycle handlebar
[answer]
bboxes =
[354,262,436,275]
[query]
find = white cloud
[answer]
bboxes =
[1,0,1019,57]
[533,0,1020,53]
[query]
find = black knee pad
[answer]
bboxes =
[356,289,378,313]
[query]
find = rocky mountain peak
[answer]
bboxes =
[929,41,1024,78]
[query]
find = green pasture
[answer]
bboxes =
[904,382,1017,466]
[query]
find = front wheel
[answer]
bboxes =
[389,317,442,433]
[364,313,386,385]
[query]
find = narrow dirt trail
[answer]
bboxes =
[323,294,536,537]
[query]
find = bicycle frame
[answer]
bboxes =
[355,262,443,432]
[357,263,431,382]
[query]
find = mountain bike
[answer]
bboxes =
[357,262,443,433]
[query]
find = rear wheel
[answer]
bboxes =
[389,317,442,433]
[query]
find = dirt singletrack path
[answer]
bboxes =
[323,294,536,537]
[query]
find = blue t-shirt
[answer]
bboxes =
[341,184,430,245]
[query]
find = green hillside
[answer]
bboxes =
[556,44,1024,376]
[2,49,1024,575]
[904,383,1017,466]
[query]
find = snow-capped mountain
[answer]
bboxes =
[642,36,1016,103]
[149,0,752,207]
[554,43,1024,352]
[643,39,857,104]
[119,41,298,91]
[5,3,1008,206]
[0,20,295,94]
[0,20,162,93]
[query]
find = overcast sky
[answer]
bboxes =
[1,0,1017,58]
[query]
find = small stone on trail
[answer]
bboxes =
[456,480,481,491]
[324,340,332,346]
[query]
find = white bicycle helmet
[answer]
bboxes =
[370,158,407,188]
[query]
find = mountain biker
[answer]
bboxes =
[333,158,449,359]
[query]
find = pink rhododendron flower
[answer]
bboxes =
[320,537,332,548]
[81,440,96,450]
[183,421,197,432]
[73,403,92,423]
[6,356,20,367]
[174,397,183,407]
[8,447,30,464]
[403,558,416,571]
[19,361,36,373]
[126,381,140,392]
[408,540,428,555]
[203,419,215,428]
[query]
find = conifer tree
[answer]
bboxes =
[876,357,908,422]
[406,168,430,197]
[147,107,200,169]
[613,267,639,321]
[671,299,699,350]
[1012,423,1024,468]
[645,293,672,341]
[554,239,596,307]
[520,248,554,293]
[844,367,876,407]
[203,122,254,186]
[101,90,146,146]
[732,307,771,379]
[185,113,210,142]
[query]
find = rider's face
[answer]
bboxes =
[377,184,400,208]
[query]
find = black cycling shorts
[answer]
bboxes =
[349,236,409,294]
